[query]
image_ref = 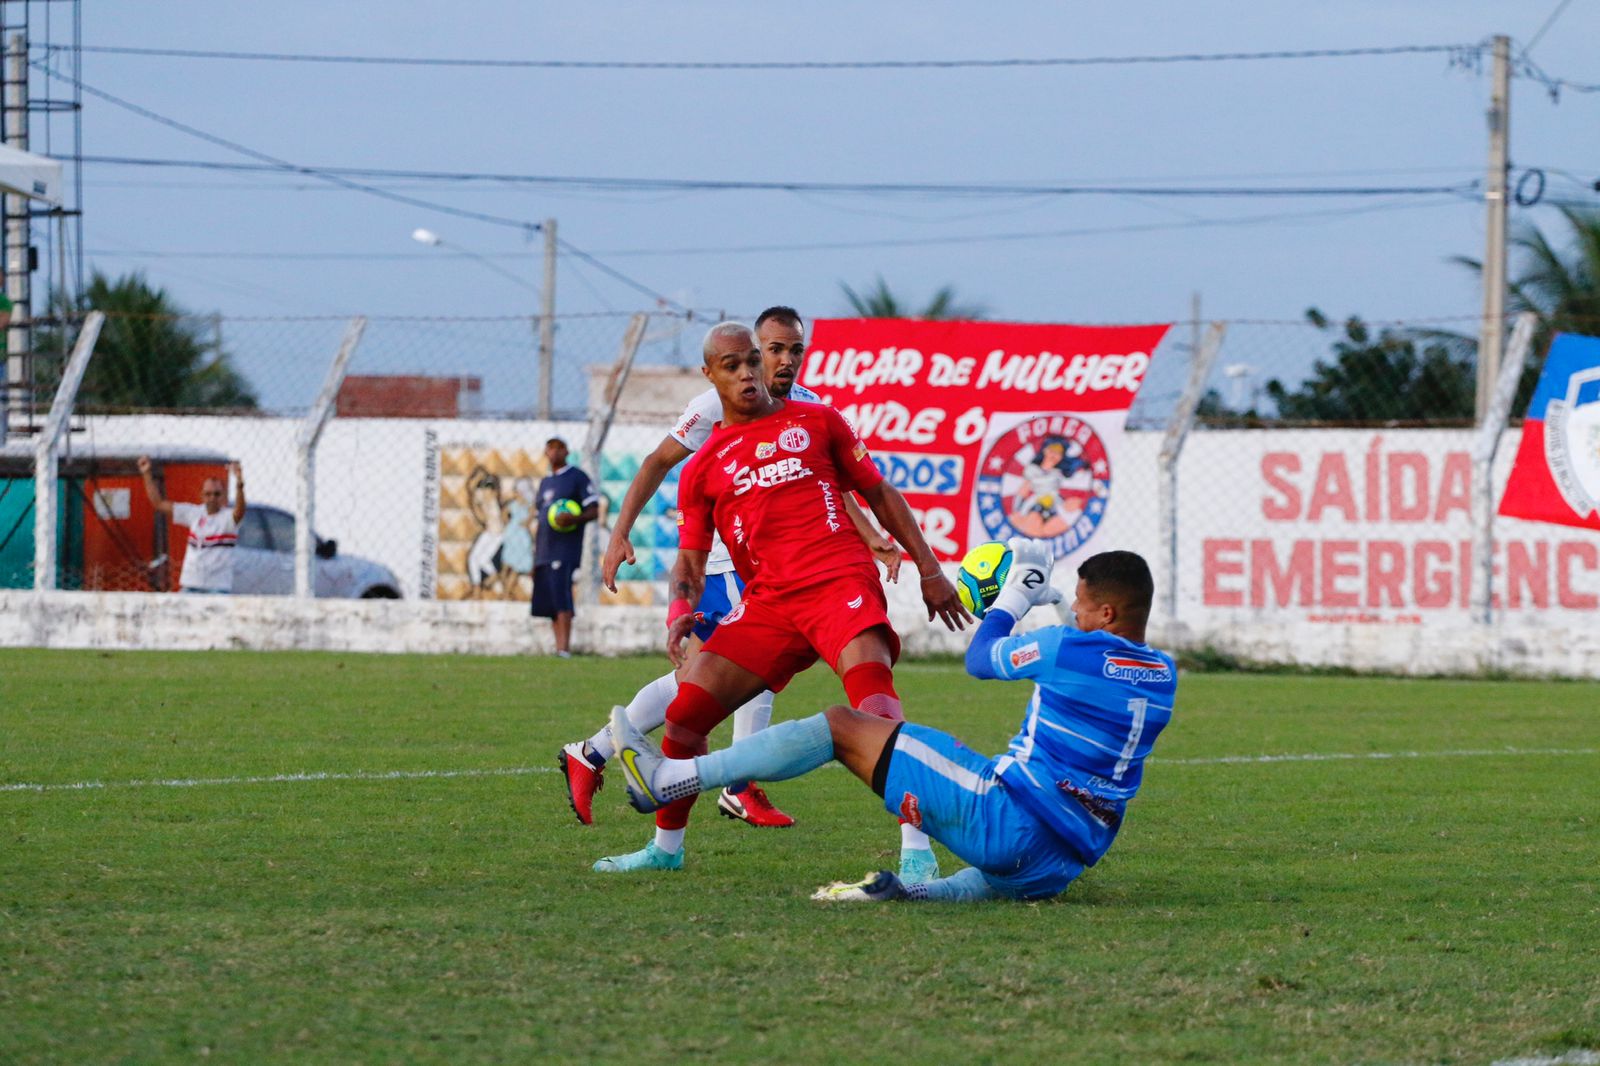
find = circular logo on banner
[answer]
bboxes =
[778,427,811,453]
[973,415,1111,558]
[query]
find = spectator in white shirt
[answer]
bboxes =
[138,456,246,594]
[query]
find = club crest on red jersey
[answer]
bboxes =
[779,427,811,453]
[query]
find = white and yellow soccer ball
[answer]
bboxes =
[546,498,582,529]
[955,541,1014,619]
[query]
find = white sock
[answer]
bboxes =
[901,824,932,851]
[653,827,685,855]
[654,757,702,797]
[588,671,678,762]
[731,690,774,743]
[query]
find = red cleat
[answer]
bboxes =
[559,742,603,825]
[717,784,795,828]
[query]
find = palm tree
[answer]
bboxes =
[1451,206,1600,408]
[840,276,987,320]
[34,271,258,410]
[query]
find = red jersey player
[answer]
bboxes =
[592,321,970,876]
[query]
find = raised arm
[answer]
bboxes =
[601,435,693,592]
[229,461,247,524]
[965,538,1064,679]
[964,608,1020,679]
[857,479,970,631]
[136,455,174,515]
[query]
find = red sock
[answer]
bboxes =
[842,661,902,723]
[655,682,725,831]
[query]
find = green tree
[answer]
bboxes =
[839,276,987,320]
[36,271,257,410]
[1452,205,1600,409]
[1263,309,1476,423]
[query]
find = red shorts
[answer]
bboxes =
[700,566,901,692]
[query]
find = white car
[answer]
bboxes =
[231,504,402,598]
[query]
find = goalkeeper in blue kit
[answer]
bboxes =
[610,539,1178,902]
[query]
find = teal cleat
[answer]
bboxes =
[898,847,940,885]
[812,870,907,903]
[592,841,683,874]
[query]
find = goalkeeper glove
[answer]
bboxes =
[989,536,1063,621]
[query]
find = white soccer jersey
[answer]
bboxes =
[668,383,821,574]
[172,503,239,592]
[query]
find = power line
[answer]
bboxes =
[1522,0,1577,57]
[76,155,1476,199]
[43,41,1478,71]
[32,61,692,315]
[80,196,1471,264]
[1512,54,1600,96]
[32,60,544,233]
[78,155,1490,186]
[556,238,686,311]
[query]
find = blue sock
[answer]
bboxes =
[693,714,834,791]
[904,866,1001,903]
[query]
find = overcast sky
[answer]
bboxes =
[23,2,1600,406]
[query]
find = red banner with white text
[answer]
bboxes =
[802,318,1170,561]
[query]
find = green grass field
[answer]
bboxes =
[2,648,1596,1064]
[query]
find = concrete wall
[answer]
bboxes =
[16,416,1600,678]
[5,589,1599,679]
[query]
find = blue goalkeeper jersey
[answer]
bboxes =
[965,609,1177,865]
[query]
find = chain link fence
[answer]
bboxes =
[2,310,702,597]
[6,308,1598,667]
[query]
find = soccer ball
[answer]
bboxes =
[955,541,1013,619]
[546,498,581,529]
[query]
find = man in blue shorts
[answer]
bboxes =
[531,437,600,658]
[607,540,1177,902]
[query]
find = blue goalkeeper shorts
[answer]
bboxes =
[693,570,746,642]
[881,723,1085,901]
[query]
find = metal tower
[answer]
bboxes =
[1,0,82,435]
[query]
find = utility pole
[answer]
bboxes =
[538,217,556,419]
[1476,35,1511,426]
[3,31,31,430]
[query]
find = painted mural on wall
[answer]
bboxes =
[434,444,553,601]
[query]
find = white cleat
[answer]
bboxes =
[609,705,668,813]
[810,870,907,903]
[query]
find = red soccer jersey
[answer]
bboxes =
[677,400,885,590]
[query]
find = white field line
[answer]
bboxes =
[1,745,1596,796]
[1492,1051,1600,1066]
[0,765,555,794]
[1155,746,1599,767]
